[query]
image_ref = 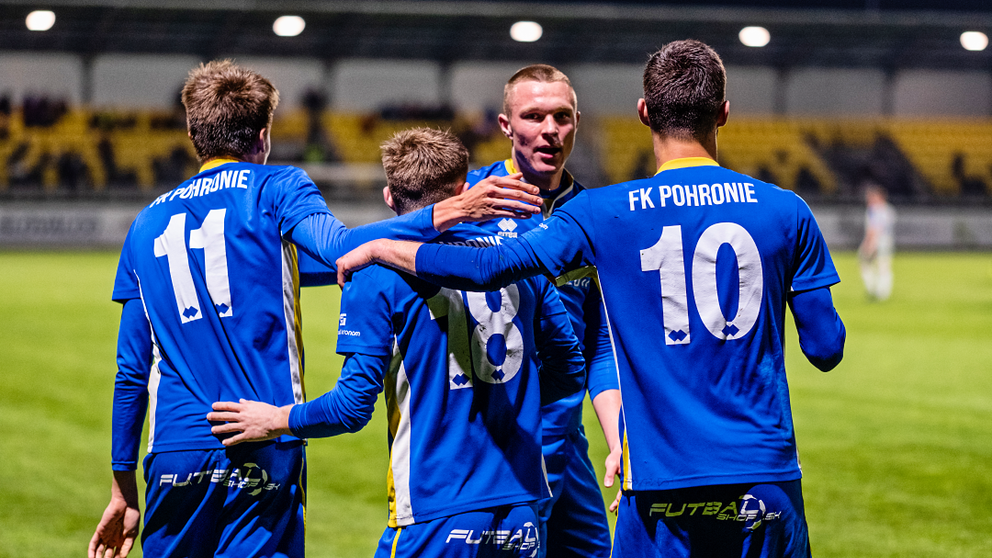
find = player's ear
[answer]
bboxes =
[717,100,729,128]
[498,113,513,139]
[637,98,651,128]
[456,181,470,196]
[383,186,398,214]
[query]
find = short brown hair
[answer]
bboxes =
[381,128,469,214]
[502,64,577,115]
[642,40,726,142]
[181,60,279,161]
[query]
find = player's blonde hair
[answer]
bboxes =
[380,128,469,214]
[502,64,577,116]
[182,59,279,162]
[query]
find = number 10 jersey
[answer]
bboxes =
[524,158,841,492]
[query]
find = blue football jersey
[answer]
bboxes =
[332,224,585,527]
[519,158,841,491]
[468,160,616,437]
[113,160,329,455]
[415,158,841,492]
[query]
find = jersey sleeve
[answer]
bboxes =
[110,298,152,471]
[533,279,586,406]
[524,192,597,280]
[268,167,335,236]
[111,224,140,303]
[791,196,841,293]
[288,352,389,438]
[287,207,439,276]
[334,266,396,357]
[583,284,619,400]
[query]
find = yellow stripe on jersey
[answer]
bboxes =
[622,430,633,491]
[387,450,399,528]
[655,157,719,174]
[504,158,518,175]
[198,157,242,173]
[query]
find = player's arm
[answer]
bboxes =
[533,281,586,406]
[789,286,846,371]
[582,288,624,494]
[90,298,149,558]
[208,352,389,444]
[336,206,594,291]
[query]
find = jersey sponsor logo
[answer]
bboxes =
[647,495,781,528]
[628,182,758,211]
[339,313,347,326]
[150,169,251,207]
[562,276,591,290]
[445,521,539,554]
[497,218,518,233]
[158,462,281,496]
[338,329,361,337]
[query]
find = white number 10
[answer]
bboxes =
[153,209,233,324]
[640,222,763,345]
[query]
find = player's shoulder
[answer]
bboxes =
[466,160,510,186]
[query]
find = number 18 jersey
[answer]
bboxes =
[524,158,841,492]
[112,160,331,454]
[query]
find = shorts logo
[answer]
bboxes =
[648,495,781,528]
[158,462,280,496]
[446,521,538,554]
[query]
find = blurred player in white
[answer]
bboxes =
[858,184,895,301]
[465,64,616,558]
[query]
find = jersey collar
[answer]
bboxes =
[655,157,719,175]
[199,158,242,173]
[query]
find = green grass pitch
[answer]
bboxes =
[1,250,990,557]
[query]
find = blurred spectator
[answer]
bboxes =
[301,88,338,163]
[153,145,195,186]
[951,152,988,196]
[22,93,67,127]
[57,151,90,193]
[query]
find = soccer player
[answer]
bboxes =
[88,61,542,558]
[335,40,847,558]
[207,127,586,558]
[858,183,895,301]
[467,64,615,557]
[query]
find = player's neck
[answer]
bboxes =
[651,133,717,170]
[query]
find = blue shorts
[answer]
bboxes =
[613,480,811,558]
[141,441,306,558]
[538,425,611,558]
[376,502,540,558]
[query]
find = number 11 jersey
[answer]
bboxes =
[112,160,332,454]
[524,157,841,492]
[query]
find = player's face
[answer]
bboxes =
[499,80,579,189]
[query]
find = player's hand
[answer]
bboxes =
[335,239,386,287]
[432,173,540,231]
[603,442,624,514]
[207,399,293,446]
[89,474,140,558]
[336,239,421,288]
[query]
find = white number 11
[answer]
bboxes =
[154,209,233,324]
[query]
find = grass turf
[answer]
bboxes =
[0,250,990,557]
